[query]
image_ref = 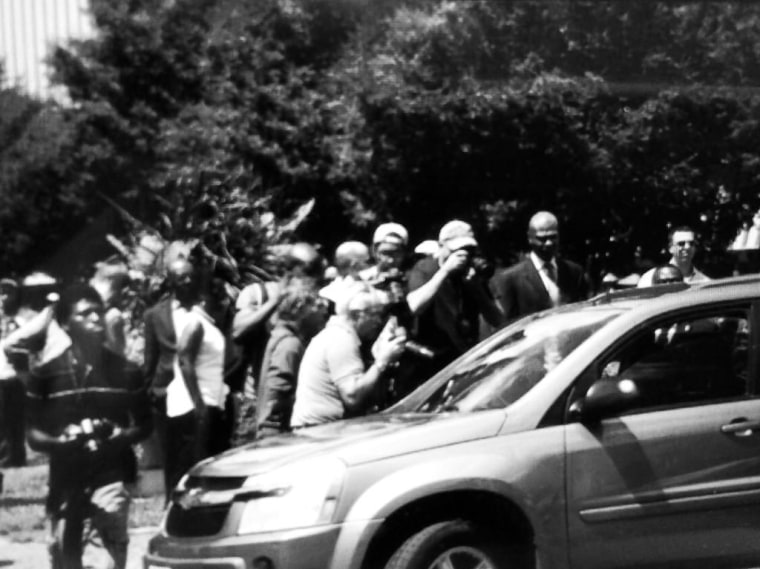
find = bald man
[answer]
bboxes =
[291,285,406,427]
[143,258,203,498]
[491,211,589,323]
[319,241,371,313]
[651,264,684,285]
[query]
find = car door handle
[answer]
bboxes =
[721,418,760,437]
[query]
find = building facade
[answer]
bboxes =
[0,0,93,101]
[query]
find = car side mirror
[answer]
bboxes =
[569,378,640,423]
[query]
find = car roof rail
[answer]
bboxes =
[589,282,690,305]
[692,273,760,290]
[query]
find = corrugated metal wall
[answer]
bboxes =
[0,0,93,100]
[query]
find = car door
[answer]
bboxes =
[565,302,760,569]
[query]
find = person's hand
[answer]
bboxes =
[264,280,285,303]
[372,318,400,359]
[441,249,471,277]
[103,423,127,449]
[59,423,86,449]
[373,332,407,368]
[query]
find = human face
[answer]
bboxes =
[669,230,696,267]
[298,299,330,340]
[169,261,199,305]
[375,243,405,272]
[528,217,559,262]
[67,298,105,342]
[652,266,683,284]
[352,305,387,344]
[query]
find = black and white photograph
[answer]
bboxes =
[2,0,760,567]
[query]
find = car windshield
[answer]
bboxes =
[388,307,625,414]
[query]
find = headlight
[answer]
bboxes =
[237,457,346,534]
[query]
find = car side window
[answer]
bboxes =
[599,308,750,413]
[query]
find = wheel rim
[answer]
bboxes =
[427,545,497,569]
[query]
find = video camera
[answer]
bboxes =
[367,269,435,360]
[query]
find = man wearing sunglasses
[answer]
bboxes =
[637,226,711,287]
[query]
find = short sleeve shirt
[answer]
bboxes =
[407,256,481,358]
[291,316,365,427]
[255,322,305,432]
[25,335,150,509]
[235,282,270,396]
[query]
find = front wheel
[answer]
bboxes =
[384,520,520,569]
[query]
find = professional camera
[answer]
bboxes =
[470,255,495,280]
[367,269,435,360]
[63,418,115,452]
[455,247,495,281]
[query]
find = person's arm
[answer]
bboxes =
[142,309,158,387]
[104,308,127,356]
[332,325,406,413]
[463,273,504,328]
[27,424,84,453]
[406,251,470,315]
[26,369,90,454]
[257,336,303,430]
[177,318,205,416]
[107,373,153,450]
[177,317,208,459]
[231,282,282,341]
[3,305,55,357]
[490,270,516,324]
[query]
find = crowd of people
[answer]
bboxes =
[0,210,712,568]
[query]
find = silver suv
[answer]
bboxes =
[145,277,760,569]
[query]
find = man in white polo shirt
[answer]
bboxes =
[637,226,710,287]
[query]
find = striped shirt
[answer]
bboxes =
[23,327,150,507]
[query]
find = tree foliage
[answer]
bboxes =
[0,66,83,275]
[3,0,760,282]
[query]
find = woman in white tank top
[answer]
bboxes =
[167,305,227,416]
[166,303,229,474]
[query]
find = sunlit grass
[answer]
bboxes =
[1,457,165,542]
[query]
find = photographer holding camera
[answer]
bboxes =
[7,284,151,569]
[361,222,410,283]
[405,220,503,383]
[359,223,442,403]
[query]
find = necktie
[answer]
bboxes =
[545,263,557,283]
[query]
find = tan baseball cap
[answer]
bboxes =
[373,223,409,247]
[439,220,477,251]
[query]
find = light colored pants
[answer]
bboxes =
[48,481,131,569]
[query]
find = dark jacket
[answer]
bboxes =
[491,257,589,323]
[255,322,305,434]
[143,297,176,394]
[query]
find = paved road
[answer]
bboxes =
[0,527,156,569]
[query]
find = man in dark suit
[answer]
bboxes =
[491,211,589,323]
[143,258,200,498]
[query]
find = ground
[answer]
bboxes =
[0,529,154,569]
[1,458,165,569]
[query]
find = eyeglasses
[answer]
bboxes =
[674,240,695,247]
[351,306,387,319]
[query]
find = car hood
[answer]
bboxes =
[193,410,506,478]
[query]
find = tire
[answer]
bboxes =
[384,520,518,569]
